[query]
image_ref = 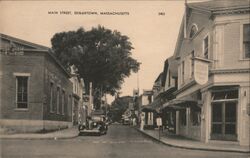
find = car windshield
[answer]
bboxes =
[91,116,103,122]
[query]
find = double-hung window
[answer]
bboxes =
[243,24,250,58]
[50,82,54,112]
[62,90,65,115]
[16,76,28,109]
[56,87,60,114]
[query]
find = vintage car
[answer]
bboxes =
[78,115,108,136]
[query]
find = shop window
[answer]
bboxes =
[180,109,186,126]
[211,88,238,141]
[243,23,250,58]
[225,102,236,134]
[212,89,238,101]
[191,108,201,126]
[16,76,28,109]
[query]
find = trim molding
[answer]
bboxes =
[210,68,250,74]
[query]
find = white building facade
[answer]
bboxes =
[172,0,249,146]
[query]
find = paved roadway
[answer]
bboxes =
[1,125,248,158]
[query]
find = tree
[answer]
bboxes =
[109,96,133,122]
[51,26,140,109]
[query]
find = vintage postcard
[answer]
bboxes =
[0,0,249,158]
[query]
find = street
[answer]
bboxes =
[1,125,248,158]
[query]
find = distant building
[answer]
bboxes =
[159,56,178,132]
[139,90,154,128]
[166,0,249,146]
[0,34,73,132]
[70,67,86,125]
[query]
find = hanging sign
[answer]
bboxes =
[194,57,209,85]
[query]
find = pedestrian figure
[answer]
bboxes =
[140,113,145,130]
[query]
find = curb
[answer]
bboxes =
[0,129,79,140]
[135,128,250,154]
[0,134,79,140]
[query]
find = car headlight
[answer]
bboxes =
[79,125,85,130]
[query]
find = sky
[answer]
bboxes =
[0,0,189,103]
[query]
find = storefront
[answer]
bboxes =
[199,83,250,146]
[209,86,238,141]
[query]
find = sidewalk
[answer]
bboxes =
[136,128,250,153]
[0,126,79,140]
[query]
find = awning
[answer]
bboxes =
[162,95,201,110]
[154,87,177,100]
[141,87,178,113]
[141,98,162,113]
[141,105,155,112]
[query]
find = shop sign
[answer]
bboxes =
[194,58,209,85]
[156,117,162,126]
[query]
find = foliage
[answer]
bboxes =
[109,96,133,122]
[51,26,140,109]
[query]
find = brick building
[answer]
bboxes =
[0,34,73,132]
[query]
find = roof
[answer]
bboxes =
[173,0,250,59]
[188,0,250,12]
[0,33,71,77]
[0,33,50,50]
[161,56,178,87]
[154,73,163,83]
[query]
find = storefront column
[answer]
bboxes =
[186,107,190,136]
[176,111,179,135]
[239,86,250,146]
[205,91,211,143]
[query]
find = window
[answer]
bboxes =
[62,90,65,115]
[56,87,60,114]
[189,24,198,39]
[148,95,152,103]
[180,109,186,126]
[50,82,54,112]
[68,94,72,115]
[191,51,195,78]
[16,76,28,109]
[181,61,185,84]
[168,71,171,87]
[243,24,250,58]
[212,89,238,101]
[191,108,201,126]
[203,36,209,59]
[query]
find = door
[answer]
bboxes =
[211,102,237,141]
